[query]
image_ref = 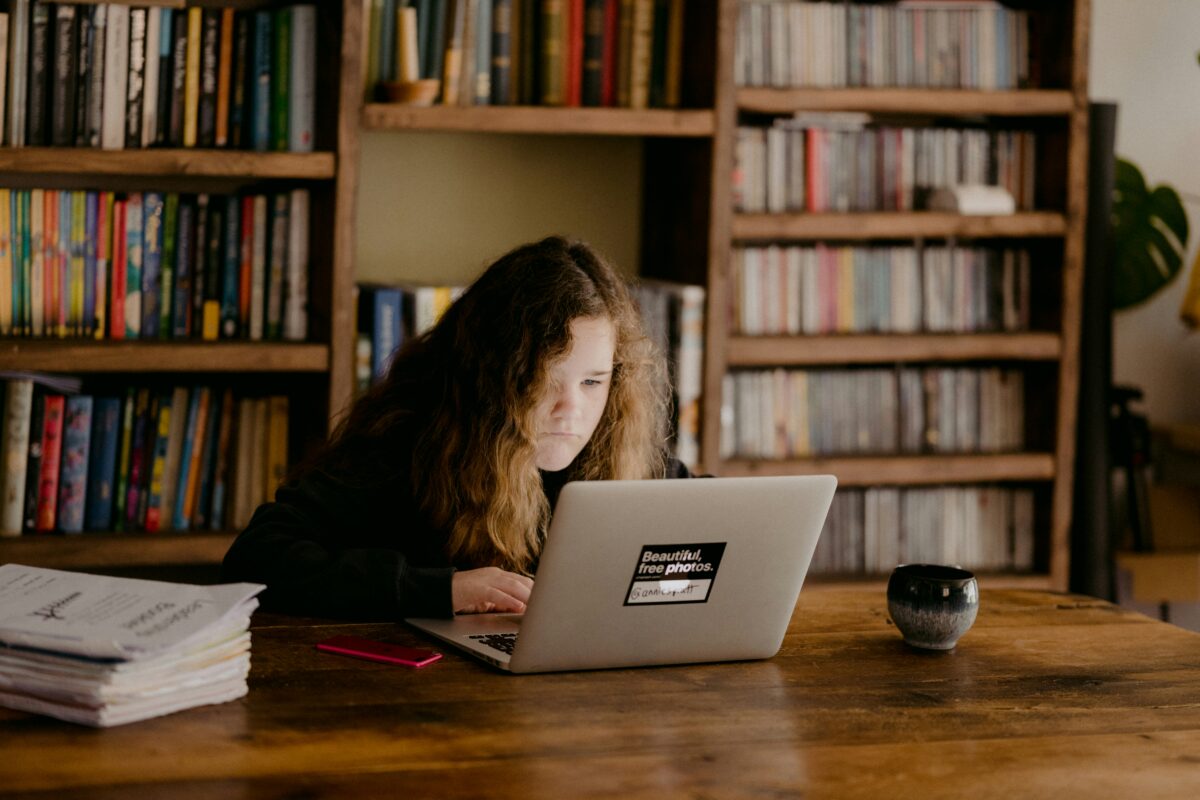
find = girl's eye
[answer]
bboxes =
[583,378,604,387]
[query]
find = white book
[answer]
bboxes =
[101,6,130,150]
[86,5,107,148]
[141,8,161,148]
[284,189,309,340]
[6,1,28,147]
[0,378,33,535]
[288,5,316,152]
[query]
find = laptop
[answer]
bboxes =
[406,475,837,673]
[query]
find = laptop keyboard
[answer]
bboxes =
[469,633,518,655]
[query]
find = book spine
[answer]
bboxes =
[72,9,91,146]
[159,193,178,338]
[154,8,174,146]
[34,394,65,532]
[124,194,144,339]
[141,192,164,338]
[215,9,234,147]
[0,15,7,147]
[581,0,605,106]
[28,189,43,337]
[6,0,29,147]
[197,9,220,148]
[158,386,189,530]
[265,193,288,340]
[175,386,210,531]
[125,8,147,149]
[271,9,291,151]
[0,189,11,336]
[141,8,161,148]
[250,12,272,151]
[94,192,111,339]
[288,5,315,151]
[249,194,267,340]
[489,0,512,105]
[51,5,79,147]
[600,0,618,105]
[172,196,194,338]
[143,391,172,532]
[209,388,236,531]
[616,0,634,107]
[647,0,668,108]
[628,0,653,109]
[284,189,308,341]
[565,0,584,106]
[168,9,188,146]
[101,6,129,150]
[111,388,136,530]
[441,0,467,104]
[84,395,121,531]
[472,0,493,105]
[57,395,93,534]
[20,389,44,532]
[123,389,151,530]
[25,3,51,146]
[190,193,208,337]
[266,395,289,499]
[85,5,106,148]
[201,195,223,341]
[220,194,241,338]
[238,196,254,335]
[229,12,250,148]
[0,379,33,535]
[183,7,202,147]
[192,389,222,529]
[541,0,566,105]
[83,191,97,337]
[109,198,126,340]
[70,190,86,336]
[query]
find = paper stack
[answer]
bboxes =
[0,564,265,727]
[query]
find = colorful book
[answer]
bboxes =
[158,386,189,530]
[0,189,10,336]
[83,395,121,531]
[192,390,222,529]
[238,195,254,335]
[110,387,135,530]
[174,386,211,531]
[124,194,144,339]
[57,395,93,534]
[94,192,111,340]
[143,390,173,532]
[28,188,44,337]
[33,394,65,532]
[125,8,147,148]
[220,195,241,339]
[159,194,178,338]
[154,8,174,146]
[190,194,209,337]
[83,192,97,337]
[109,198,126,340]
[141,192,164,338]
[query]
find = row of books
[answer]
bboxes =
[365,0,685,108]
[720,367,1025,459]
[2,2,316,151]
[632,280,704,469]
[733,118,1038,214]
[735,0,1030,90]
[733,245,1031,336]
[354,281,465,390]
[811,485,1035,576]
[0,375,289,537]
[0,187,309,341]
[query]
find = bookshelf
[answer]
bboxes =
[0,0,362,571]
[706,0,1091,590]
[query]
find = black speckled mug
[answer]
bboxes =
[887,564,979,651]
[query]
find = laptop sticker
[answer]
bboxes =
[624,543,727,606]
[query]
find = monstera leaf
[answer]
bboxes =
[1111,158,1189,310]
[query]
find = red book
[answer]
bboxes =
[806,129,821,213]
[565,0,584,106]
[239,195,254,333]
[601,0,619,106]
[34,394,66,532]
[110,199,127,340]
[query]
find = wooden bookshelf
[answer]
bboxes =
[0,1,362,571]
[0,149,336,179]
[727,334,1063,366]
[700,0,1091,591]
[362,105,716,137]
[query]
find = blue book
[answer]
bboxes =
[357,284,404,384]
[379,0,396,82]
[141,192,164,339]
[172,196,194,338]
[172,388,203,531]
[220,194,241,338]
[84,395,120,531]
[83,191,97,336]
[124,194,144,339]
[12,190,23,332]
[57,395,93,533]
[250,12,273,152]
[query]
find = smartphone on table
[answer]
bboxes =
[316,635,442,668]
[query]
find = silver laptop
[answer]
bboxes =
[406,475,837,673]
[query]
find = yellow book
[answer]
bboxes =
[432,286,454,321]
[0,190,11,337]
[265,395,289,496]
[202,299,220,340]
[836,248,854,332]
[95,192,113,340]
[183,8,202,147]
[181,386,211,527]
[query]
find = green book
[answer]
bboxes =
[160,193,178,339]
[271,8,291,152]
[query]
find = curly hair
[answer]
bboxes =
[322,236,670,574]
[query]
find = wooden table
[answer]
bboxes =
[5,589,1200,798]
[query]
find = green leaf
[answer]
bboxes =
[1111,158,1189,310]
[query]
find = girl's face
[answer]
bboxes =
[533,316,615,471]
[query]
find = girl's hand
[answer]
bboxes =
[451,567,534,614]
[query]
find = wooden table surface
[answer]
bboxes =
[4,589,1200,798]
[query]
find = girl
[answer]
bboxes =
[223,236,694,619]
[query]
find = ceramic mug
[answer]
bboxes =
[887,564,979,651]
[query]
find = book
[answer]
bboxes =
[72,8,92,147]
[284,189,308,341]
[167,8,188,146]
[0,378,33,536]
[110,388,135,530]
[25,3,50,146]
[141,8,162,147]
[0,564,263,728]
[197,9,220,148]
[271,8,290,151]
[154,8,174,146]
[183,7,202,147]
[0,189,11,336]
[125,8,147,148]
[265,193,288,340]
[541,0,567,105]
[20,387,44,531]
[472,0,493,104]
[173,386,210,531]
[123,389,151,530]
[201,196,224,341]
[581,0,606,106]
[172,195,195,338]
[6,0,29,147]
[124,195,144,339]
[84,5,106,148]
[141,193,164,339]
[490,0,513,105]
[357,283,405,384]
[249,11,272,151]
[33,394,65,532]
[441,0,468,104]
[57,395,93,534]
[208,388,236,530]
[288,6,315,151]
[158,386,189,531]
[83,395,121,531]
[100,6,129,150]
[220,195,241,339]
[229,12,250,148]
[158,194,178,337]
[249,194,267,340]
[143,391,173,533]
[214,9,234,147]
[265,395,289,499]
[50,5,78,147]
[190,194,208,338]
[192,390,222,529]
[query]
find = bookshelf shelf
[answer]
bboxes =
[0,148,337,179]
[731,212,1068,241]
[0,531,236,569]
[737,88,1076,117]
[718,454,1057,485]
[727,334,1063,367]
[361,104,716,137]
[0,342,329,373]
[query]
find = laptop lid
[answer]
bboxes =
[408,475,837,674]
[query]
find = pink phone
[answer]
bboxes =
[315,635,443,668]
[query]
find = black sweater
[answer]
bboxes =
[222,453,694,620]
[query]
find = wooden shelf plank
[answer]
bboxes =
[0,148,336,179]
[361,104,716,137]
[0,341,329,372]
[0,532,236,569]
[728,334,1062,366]
[717,454,1056,485]
[732,211,1068,240]
[808,572,1054,592]
[737,88,1076,116]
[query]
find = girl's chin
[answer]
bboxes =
[535,445,581,472]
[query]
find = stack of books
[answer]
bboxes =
[0,564,264,727]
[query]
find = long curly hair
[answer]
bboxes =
[323,236,670,573]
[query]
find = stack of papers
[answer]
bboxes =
[0,564,265,727]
